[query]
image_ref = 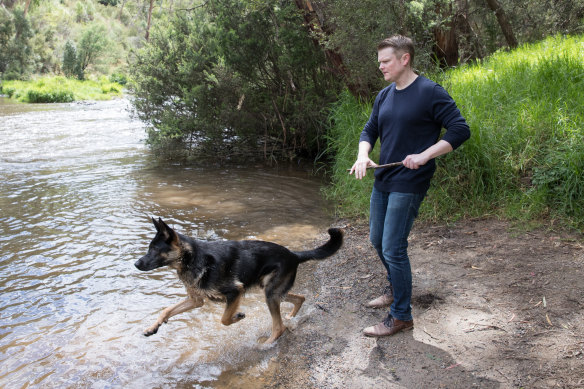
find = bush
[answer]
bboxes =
[109,72,127,85]
[26,88,74,103]
[2,76,123,103]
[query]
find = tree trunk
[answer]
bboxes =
[484,0,518,48]
[145,0,155,41]
[455,0,484,60]
[433,1,459,67]
[118,0,127,20]
[293,0,368,99]
[23,0,31,16]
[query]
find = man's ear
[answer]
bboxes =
[400,52,411,66]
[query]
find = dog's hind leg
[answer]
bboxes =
[144,297,204,337]
[283,293,305,319]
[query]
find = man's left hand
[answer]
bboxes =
[402,153,429,169]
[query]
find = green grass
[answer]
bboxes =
[325,34,584,228]
[322,90,378,219]
[0,76,123,103]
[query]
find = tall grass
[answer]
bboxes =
[325,34,584,227]
[0,76,123,103]
[322,90,378,219]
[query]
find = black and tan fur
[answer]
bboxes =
[135,217,343,343]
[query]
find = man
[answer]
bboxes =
[349,35,470,337]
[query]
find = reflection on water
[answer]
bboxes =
[0,97,332,387]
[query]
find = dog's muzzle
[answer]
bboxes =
[134,256,150,271]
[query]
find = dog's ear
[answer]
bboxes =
[158,218,180,245]
[152,217,161,232]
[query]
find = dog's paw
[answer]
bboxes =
[143,326,159,337]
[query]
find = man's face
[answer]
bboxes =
[378,47,408,83]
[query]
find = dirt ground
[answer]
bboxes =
[263,219,584,388]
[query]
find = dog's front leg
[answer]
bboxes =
[220,292,246,326]
[144,297,204,336]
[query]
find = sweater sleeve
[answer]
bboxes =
[359,91,382,146]
[432,85,470,150]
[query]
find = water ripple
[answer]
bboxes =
[0,98,331,388]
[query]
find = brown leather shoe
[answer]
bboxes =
[363,314,413,337]
[365,285,394,308]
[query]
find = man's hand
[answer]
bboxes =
[402,153,430,170]
[349,156,378,180]
[403,140,454,169]
[349,141,376,179]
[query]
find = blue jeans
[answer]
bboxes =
[369,188,424,321]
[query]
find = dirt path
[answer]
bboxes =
[264,219,584,388]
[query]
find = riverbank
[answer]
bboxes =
[260,219,584,388]
[0,76,123,103]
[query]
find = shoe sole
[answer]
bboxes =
[365,303,393,309]
[363,325,414,337]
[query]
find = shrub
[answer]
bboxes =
[26,88,74,103]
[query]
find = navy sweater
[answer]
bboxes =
[359,76,470,194]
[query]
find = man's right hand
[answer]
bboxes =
[349,156,377,180]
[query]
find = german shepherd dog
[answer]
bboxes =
[135,218,343,343]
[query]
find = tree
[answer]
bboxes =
[62,40,80,77]
[0,8,33,79]
[145,0,154,41]
[130,1,342,159]
[432,0,460,67]
[76,23,108,79]
[484,0,517,48]
[0,8,15,75]
[293,0,370,99]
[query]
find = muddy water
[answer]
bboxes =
[0,97,332,388]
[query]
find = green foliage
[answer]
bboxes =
[325,35,584,227]
[1,0,144,81]
[2,76,123,102]
[62,41,79,78]
[109,72,128,85]
[76,23,109,79]
[98,0,118,6]
[129,11,222,154]
[0,8,34,79]
[130,1,343,160]
[503,0,584,43]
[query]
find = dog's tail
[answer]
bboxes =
[294,228,343,263]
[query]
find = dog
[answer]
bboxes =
[135,217,343,343]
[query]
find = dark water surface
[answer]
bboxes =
[0,97,332,387]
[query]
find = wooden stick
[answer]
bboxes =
[347,161,403,171]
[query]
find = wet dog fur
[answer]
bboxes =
[135,217,343,343]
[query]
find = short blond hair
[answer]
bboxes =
[378,35,415,67]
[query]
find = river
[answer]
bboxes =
[0,97,332,388]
